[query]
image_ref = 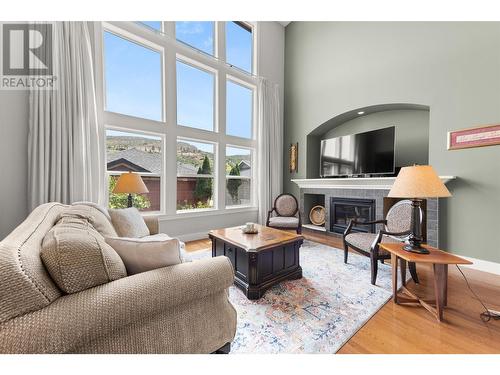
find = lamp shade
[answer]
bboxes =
[113,172,149,194]
[388,165,451,198]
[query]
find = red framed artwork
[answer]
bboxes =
[448,124,500,150]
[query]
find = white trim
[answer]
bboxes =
[292,176,456,190]
[460,256,500,276]
[177,231,209,243]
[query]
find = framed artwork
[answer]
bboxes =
[448,124,500,150]
[289,143,298,173]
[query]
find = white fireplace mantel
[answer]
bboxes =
[292,176,456,190]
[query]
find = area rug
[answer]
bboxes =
[190,240,401,353]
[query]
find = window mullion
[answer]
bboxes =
[164,32,178,216]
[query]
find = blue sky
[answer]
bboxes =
[105,22,253,138]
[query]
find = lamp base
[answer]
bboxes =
[127,194,133,208]
[403,243,430,254]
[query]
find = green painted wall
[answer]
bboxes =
[284,22,500,263]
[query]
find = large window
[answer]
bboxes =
[176,22,214,55]
[226,80,253,139]
[104,31,162,121]
[177,139,215,211]
[100,22,257,216]
[226,146,252,207]
[176,60,215,131]
[106,129,163,212]
[226,22,253,73]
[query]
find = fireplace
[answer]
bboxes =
[330,197,376,234]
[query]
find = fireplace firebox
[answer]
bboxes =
[330,197,376,234]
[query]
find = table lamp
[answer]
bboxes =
[388,165,451,254]
[113,171,149,208]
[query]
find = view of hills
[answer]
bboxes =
[106,135,250,172]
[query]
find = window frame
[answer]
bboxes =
[105,125,166,214]
[225,21,255,74]
[175,55,218,133]
[102,25,166,122]
[176,136,218,213]
[175,21,217,57]
[94,21,259,219]
[225,144,254,209]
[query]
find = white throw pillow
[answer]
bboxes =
[105,234,182,275]
[108,207,150,238]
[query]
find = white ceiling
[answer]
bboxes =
[278,21,291,27]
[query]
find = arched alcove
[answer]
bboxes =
[306,103,430,178]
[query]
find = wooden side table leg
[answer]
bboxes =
[391,254,398,304]
[399,258,407,287]
[433,263,448,322]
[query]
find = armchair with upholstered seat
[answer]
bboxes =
[343,199,420,285]
[266,193,302,234]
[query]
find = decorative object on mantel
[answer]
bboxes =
[388,165,451,254]
[309,205,326,226]
[289,142,298,173]
[448,123,500,150]
[113,171,149,208]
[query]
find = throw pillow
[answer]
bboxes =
[105,234,182,275]
[41,218,127,294]
[109,207,150,238]
[65,204,118,238]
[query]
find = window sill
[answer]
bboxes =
[156,206,258,222]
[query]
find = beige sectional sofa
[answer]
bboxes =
[0,202,237,354]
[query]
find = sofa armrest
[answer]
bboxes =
[143,215,159,235]
[0,256,234,353]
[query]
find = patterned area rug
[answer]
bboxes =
[191,240,399,353]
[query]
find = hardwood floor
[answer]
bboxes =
[185,229,500,353]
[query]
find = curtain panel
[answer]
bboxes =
[257,78,283,224]
[28,22,103,211]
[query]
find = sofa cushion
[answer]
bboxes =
[105,234,183,275]
[268,216,299,228]
[41,218,127,294]
[66,204,118,238]
[109,207,150,238]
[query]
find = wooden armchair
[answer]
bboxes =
[343,200,420,285]
[266,193,302,234]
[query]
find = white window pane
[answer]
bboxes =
[226,146,251,206]
[226,22,252,73]
[176,61,214,131]
[104,32,162,121]
[106,129,162,211]
[138,22,162,31]
[226,81,252,138]
[176,22,214,55]
[177,139,215,210]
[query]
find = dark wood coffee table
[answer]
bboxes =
[209,224,303,300]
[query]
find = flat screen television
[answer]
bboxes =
[320,126,395,177]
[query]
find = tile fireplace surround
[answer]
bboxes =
[293,177,456,248]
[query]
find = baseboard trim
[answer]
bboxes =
[177,232,209,243]
[460,256,500,276]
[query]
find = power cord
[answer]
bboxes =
[456,265,500,322]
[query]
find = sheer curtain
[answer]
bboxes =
[257,77,283,224]
[28,22,103,211]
